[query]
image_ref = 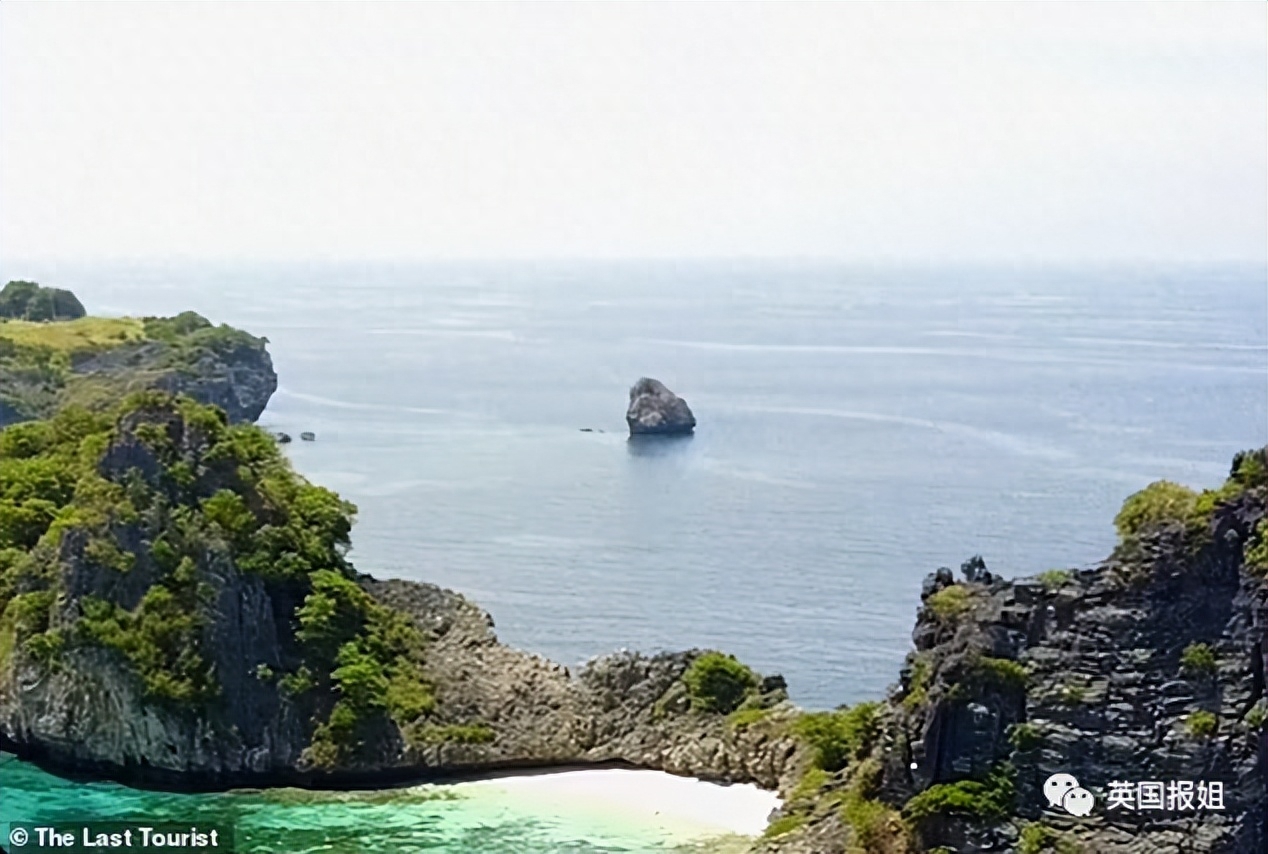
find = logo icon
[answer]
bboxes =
[1044,773,1095,816]
[9,826,29,847]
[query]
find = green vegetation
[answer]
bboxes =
[726,706,771,729]
[1114,480,1198,540]
[682,651,758,714]
[1244,702,1267,730]
[0,392,441,768]
[925,585,971,621]
[1007,722,1043,752]
[1185,710,1218,738]
[788,767,831,804]
[0,281,85,321]
[0,302,269,425]
[842,788,904,853]
[1245,519,1268,577]
[902,654,932,710]
[1019,822,1080,854]
[1036,569,1071,592]
[0,316,143,352]
[77,589,213,703]
[762,814,807,839]
[406,722,495,746]
[903,764,1015,824]
[295,569,434,766]
[790,702,881,772]
[1058,684,1087,706]
[1179,642,1217,678]
[967,656,1028,692]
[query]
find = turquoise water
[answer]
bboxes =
[0,754,754,853]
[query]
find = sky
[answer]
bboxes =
[1,3,1264,264]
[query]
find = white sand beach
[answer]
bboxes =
[458,768,782,841]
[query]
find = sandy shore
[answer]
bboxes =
[458,767,781,840]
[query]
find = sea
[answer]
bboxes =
[1,259,1264,851]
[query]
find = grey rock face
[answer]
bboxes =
[72,339,277,424]
[626,377,696,436]
[0,567,804,793]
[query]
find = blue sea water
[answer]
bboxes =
[1,259,1265,851]
[6,260,1265,710]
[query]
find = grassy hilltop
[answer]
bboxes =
[0,283,276,426]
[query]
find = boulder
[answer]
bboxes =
[625,378,696,436]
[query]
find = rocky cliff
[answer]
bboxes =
[0,300,276,427]
[757,450,1268,854]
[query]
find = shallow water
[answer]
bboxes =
[4,259,1265,708]
[0,754,773,853]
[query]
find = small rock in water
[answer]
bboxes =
[300,431,316,442]
[273,432,292,444]
[626,378,696,436]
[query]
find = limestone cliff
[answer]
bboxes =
[0,300,276,427]
[758,450,1268,854]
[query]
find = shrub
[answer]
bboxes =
[762,814,807,839]
[280,666,315,696]
[926,585,971,621]
[968,656,1028,691]
[903,655,932,710]
[1179,642,1217,678]
[1008,722,1042,752]
[1058,684,1087,706]
[410,723,495,745]
[1245,520,1268,576]
[1114,480,1198,540]
[726,707,771,729]
[842,790,905,852]
[903,764,1015,823]
[682,651,758,714]
[1185,710,1218,738]
[1036,569,1071,592]
[1245,702,1267,730]
[1019,822,1080,854]
[791,702,881,772]
[77,588,213,704]
[788,767,830,804]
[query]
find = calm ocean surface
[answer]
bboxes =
[8,260,1266,708]
[2,260,1265,850]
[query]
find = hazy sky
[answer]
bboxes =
[2,3,1264,263]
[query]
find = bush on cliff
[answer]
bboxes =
[1179,642,1217,678]
[682,651,758,714]
[1114,480,1199,541]
[903,763,1015,824]
[926,585,971,621]
[790,702,882,772]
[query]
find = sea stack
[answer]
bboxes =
[626,377,696,436]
